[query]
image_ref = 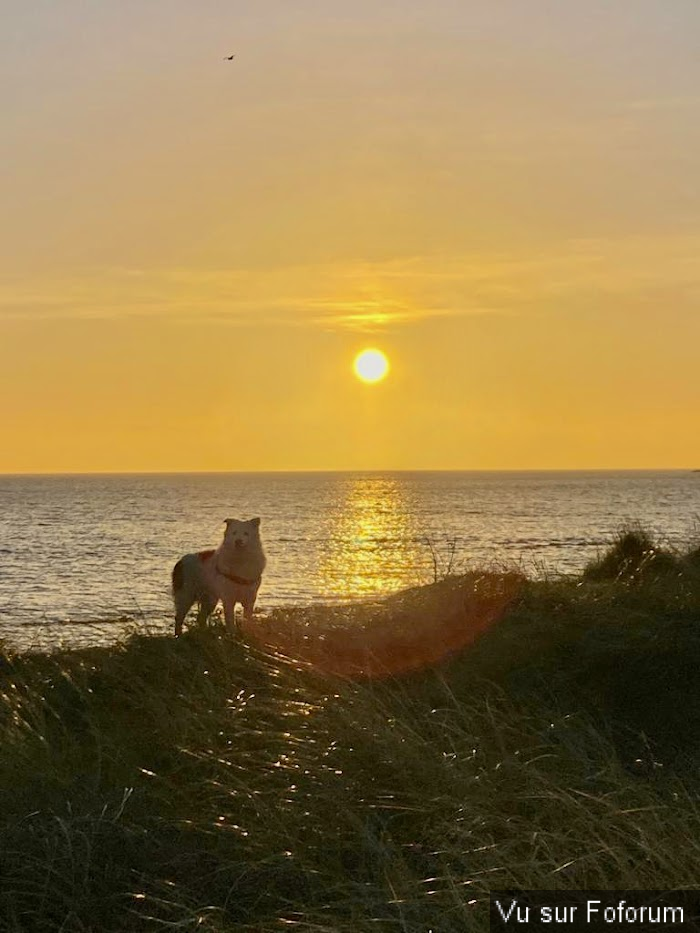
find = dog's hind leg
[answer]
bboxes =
[195,595,217,628]
[173,558,195,637]
[174,592,195,637]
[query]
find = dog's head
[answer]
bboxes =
[223,517,261,550]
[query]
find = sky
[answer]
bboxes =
[2,0,700,472]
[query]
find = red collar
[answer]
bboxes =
[216,560,261,586]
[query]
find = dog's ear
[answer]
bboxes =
[224,518,233,526]
[250,517,261,528]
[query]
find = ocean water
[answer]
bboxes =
[1,471,698,652]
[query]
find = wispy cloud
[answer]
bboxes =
[2,234,700,330]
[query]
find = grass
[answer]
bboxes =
[2,528,700,931]
[582,524,683,583]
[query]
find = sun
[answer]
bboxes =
[353,348,390,384]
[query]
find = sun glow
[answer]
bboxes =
[353,348,389,384]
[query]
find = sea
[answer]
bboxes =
[1,471,698,653]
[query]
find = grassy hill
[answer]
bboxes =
[2,529,700,931]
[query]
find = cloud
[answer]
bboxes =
[2,234,700,330]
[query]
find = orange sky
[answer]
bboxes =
[2,1,700,471]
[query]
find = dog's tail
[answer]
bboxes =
[172,558,184,594]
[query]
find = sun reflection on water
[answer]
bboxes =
[317,475,420,601]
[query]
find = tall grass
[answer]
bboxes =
[2,529,700,931]
[582,525,682,583]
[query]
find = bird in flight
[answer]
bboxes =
[224,54,235,60]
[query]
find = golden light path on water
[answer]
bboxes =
[245,476,523,679]
[316,475,419,600]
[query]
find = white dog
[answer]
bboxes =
[172,517,266,637]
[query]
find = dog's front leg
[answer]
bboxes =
[223,600,237,635]
[241,595,256,627]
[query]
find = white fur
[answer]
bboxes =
[172,517,266,637]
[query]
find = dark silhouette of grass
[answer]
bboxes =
[582,525,681,583]
[2,530,700,931]
[685,543,700,569]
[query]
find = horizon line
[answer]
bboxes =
[0,467,696,478]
